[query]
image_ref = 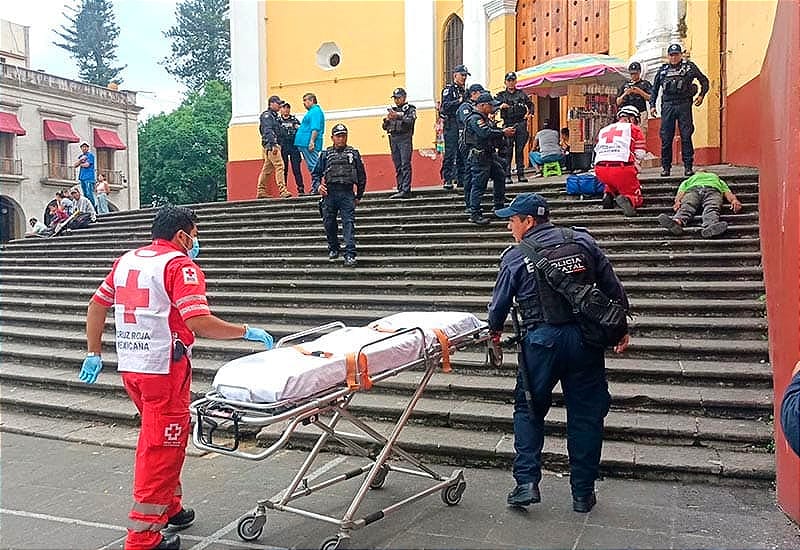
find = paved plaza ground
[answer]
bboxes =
[1,432,798,549]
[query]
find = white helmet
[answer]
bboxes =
[617,105,640,120]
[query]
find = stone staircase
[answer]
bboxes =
[0,166,773,484]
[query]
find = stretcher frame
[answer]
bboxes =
[191,320,489,550]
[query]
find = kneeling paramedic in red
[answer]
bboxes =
[79,206,274,550]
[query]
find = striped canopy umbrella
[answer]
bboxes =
[515,53,629,97]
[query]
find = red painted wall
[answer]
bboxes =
[760,0,800,524]
[227,151,443,200]
[725,76,761,166]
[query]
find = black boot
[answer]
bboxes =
[573,492,597,513]
[601,193,614,210]
[506,482,541,507]
[154,534,181,550]
[167,508,195,530]
[684,166,694,177]
[660,168,671,177]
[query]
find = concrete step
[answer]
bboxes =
[0,299,768,341]
[253,417,774,484]
[0,236,764,259]
[0,340,771,388]
[0,263,766,282]
[0,364,772,446]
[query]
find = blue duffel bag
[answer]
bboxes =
[566,173,605,195]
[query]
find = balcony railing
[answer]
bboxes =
[100,169,125,185]
[0,157,22,175]
[43,163,75,181]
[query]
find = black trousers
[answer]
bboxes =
[504,121,529,176]
[281,146,304,193]
[441,123,460,184]
[659,101,694,169]
[389,135,413,193]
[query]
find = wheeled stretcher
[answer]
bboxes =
[191,311,489,550]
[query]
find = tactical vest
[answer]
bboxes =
[500,90,528,123]
[517,229,596,326]
[463,112,487,147]
[324,146,358,184]
[280,117,298,140]
[662,61,693,101]
[387,104,414,135]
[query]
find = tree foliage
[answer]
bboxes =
[163,0,231,91]
[138,81,231,207]
[53,0,126,85]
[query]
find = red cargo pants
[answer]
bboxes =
[122,357,191,550]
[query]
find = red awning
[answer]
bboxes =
[43,119,80,142]
[94,128,127,150]
[0,112,26,136]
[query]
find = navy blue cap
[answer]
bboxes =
[475,92,496,105]
[667,43,683,55]
[391,87,407,97]
[505,72,517,81]
[494,193,550,218]
[453,64,471,75]
[467,83,485,94]
[331,123,348,136]
[628,61,641,71]
[268,95,284,105]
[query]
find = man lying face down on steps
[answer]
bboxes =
[657,170,742,238]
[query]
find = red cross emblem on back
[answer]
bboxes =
[600,125,624,143]
[117,270,150,324]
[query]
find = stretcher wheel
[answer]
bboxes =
[441,480,467,506]
[320,536,348,550]
[369,465,389,489]
[237,514,264,541]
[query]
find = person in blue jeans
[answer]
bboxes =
[487,193,630,513]
[73,141,96,206]
[312,124,366,268]
[295,92,325,189]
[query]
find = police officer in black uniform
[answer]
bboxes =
[488,193,630,513]
[456,83,485,212]
[312,124,367,268]
[650,43,710,177]
[496,72,534,183]
[382,88,417,199]
[278,102,304,195]
[463,92,515,225]
[440,65,469,190]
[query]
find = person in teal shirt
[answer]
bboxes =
[294,92,325,188]
[657,171,742,238]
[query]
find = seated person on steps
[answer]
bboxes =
[657,170,742,238]
[528,120,564,176]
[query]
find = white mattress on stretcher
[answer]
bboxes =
[212,311,486,403]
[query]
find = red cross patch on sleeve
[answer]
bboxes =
[182,267,199,285]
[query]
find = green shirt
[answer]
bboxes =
[677,172,731,195]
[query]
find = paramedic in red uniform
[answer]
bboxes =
[79,206,274,550]
[593,105,647,217]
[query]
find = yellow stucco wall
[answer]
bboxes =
[608,0,635,61]
[488,14,516,92]
[685,0,722,149]
[724,0,778,93]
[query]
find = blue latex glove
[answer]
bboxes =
[79,355,103,384]
[243,326,274,350]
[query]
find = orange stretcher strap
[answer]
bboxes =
[346,352,373,391]
[293,345,333,358]
[432,328,452,373]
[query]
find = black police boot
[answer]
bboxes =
[469,213,491,226]
[660,168,671,177]
[443,180,454,190]
[700,221,728,238]
[167,508,195,530]
[504,175,513,185]
[154,534,181,550]
[506,482,541,507]
[328,251,340,261]
[601,193,615,210]
[572,492,597,513]
[684,166,695,177]
[389,191,412,199]
[517,174,529,183]
[657,213,684,236]
[614,195,637,217]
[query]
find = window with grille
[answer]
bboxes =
[97,148,115,176]
[47,140,69,179]
[442,14,463,88]
[0,133,16,175]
